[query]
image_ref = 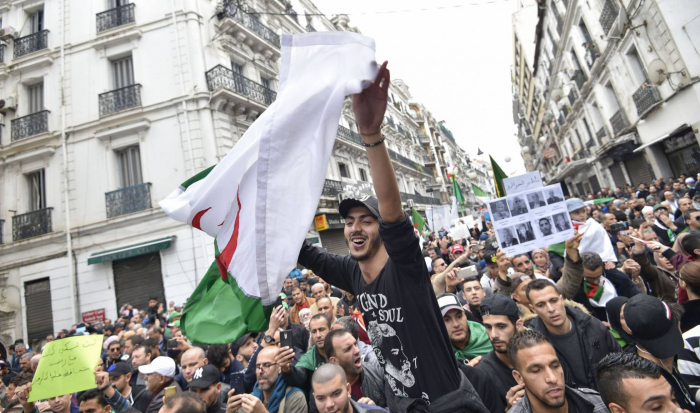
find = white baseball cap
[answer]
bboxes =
[138,356,176,378]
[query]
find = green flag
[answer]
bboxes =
[471,183,489,205]
[452,177,465,204]
[593,197,615,204]
[490,155,508,197]
[411,208,428,239]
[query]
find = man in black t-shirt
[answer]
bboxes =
[287,62,487,413]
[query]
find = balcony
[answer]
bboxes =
[400,192,441,206]
[322,179,343,197]
[599,0,619,35]
[610,109,628,135]
[14,30,49,59]
[11,110,49,142]
[220,2,280,49]
[424,155,436,166]
[13,208,52,241]
[419,135,431,145]
[96,3,136,33]
[206,65,276,107]
[632,83,662,116]
[388,149,425,174]
[99,84,142,117]
[386,117,396,129]
[105,183,152,218]
[336,125,363,146]
[572,70,586,91]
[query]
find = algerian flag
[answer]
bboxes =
[411,208,428,240]
[452,176,465,204]
[490,155,508,197]
[159,33,377,344]
[471,183,489,205]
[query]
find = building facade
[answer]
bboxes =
[513,0,700,197]
[0,0,475,346]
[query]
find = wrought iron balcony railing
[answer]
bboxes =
[14,30,49,59]
[106,183,152,218]
[400,192,441,206]
[220,2,281,48]
[424,155,436,164]
[99,84,142,117]
[336,125,363,146]
[0,219,3,244]
[599,0,619,35]
[97,3,136,33]
[11,110,49,142]
[388,149,422,173]
[206,65,277,106]
[610,109,628,135]
[633,83,662,116]
[13,208,52,241]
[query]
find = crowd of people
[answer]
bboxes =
[1,62,700,413]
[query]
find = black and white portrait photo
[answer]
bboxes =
[490,200,511,221]
[507,196,529,217]
[526,192,547,209]
[515,222,536,242]
[498,227,520,248]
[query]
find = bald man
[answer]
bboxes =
[30,354,41,373]
[316,297,336,325]
[309,287,340,315]
[178,347,231,405]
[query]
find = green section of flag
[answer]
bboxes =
[180,262,272,344]
[489,155,508,197]
[471,184,488,198]
[593,197,615,204]
[452,177,465,204]
[412,208,428,239]
[181,164,216,189]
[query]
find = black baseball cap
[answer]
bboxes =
[339,196,380,219]
[480,294,519,319]
[107,361,132,377]
[189,364,221,389]
[484,251,498,266]
[230,333,258,357]
[624,295,682,359]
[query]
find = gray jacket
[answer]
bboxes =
[361,360,386,408]
[508,386,608,413]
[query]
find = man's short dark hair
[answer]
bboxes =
[581,252,604,271]
[133,345,152,357]
[144,338,159,352]
[79,389,108,407]
[324,328,353,359]
[507,329,551,370]
[128,335,145,347]
[511,254,530,262]
[682,232,700,258]
[462,276,480,286]
[524,279,560,302]
[332,317,359,341]
[539,218,549,225]
[684,209,699,222]
[595,352,661,410]
[149,297,158,301]
[10,372,33,386]
[310,314,331,329]
[162,392,206,413]
[431,257,445,268]
[291,286,302,294]
[206,344,230,369]
[108,341,121,349]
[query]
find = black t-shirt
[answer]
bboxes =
[475,350,516,404]
[299,215,460,403]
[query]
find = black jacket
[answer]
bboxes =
[573,268,640,321]
[529,306,621,390]
[132,384,150,413]
[289,321,310,353]
[652,222,682,247]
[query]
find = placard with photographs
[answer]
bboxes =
[486,183,574,256]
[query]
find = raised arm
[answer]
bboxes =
[353,62,403,223]
[432,254,469,295]
[555,233,585,299]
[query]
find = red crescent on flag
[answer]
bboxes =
[215,190,242,281]
[192,207,211,231]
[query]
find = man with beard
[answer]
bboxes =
[337,290,358,317]
[138,356,182,413]
[188,365,226,413]
[278,314,331,392]
[228,347,306,413]
[506,330,608,413]
[129,345,151,388]
[296,62,487,412]
[231,333,258,370]
[261,305,310,353]
[107,362,149,412]
[437,293,493,364]
[475,294,524,410]
[312,364,389,413]
[289,287,315,324]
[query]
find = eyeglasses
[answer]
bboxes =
[109,348,120,352]
[255,363,277,372]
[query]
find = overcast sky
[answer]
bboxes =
[312,0,526,175]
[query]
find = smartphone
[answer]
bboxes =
[166,339,178,350]
[457,265,479,279]
[230,372,245,396]
[163,386,177,402]
[280,329,293,349]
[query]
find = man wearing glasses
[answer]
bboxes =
[227,346,307,413]
[104,340,129,369]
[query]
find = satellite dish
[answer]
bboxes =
[505,157,512,162]
[647,59,668,85]
[550,88,563,102]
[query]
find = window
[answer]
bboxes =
[108,0,129,8]
[338,162,350,179]
[28,169,46,211]
[112,56,134,89]
[118,146,143,188]
[605,83,621,111]
[261,78,271,90]
[28,83,44,113]
[29,10,43,34]
[232,63,243,75]
[582,117,594,143]
[626,47,647,85]
[359,168,368,182]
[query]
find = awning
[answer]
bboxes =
[634,124,690,153]
[88,236,175,265]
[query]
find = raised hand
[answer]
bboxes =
[352,61,389,139]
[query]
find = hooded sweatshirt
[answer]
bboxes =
[452,321,493,363]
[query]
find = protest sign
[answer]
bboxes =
[29,335,102,402]
[503,171,543,195]
[487,184,573,256]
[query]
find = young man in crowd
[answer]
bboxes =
[289,287,315,324]
[525,279,620,390]
[437,293,492,364]
[596,352,691,413]
[312,364,389,413]
[475,294,525,410]
[460,277,486,324]
[230,333,258,370]
[188,364,227,413]
[296,62,487,411]
[107,361,149,412]
[506,329,608,413]
[129,345,151,388]
[652,204,682,246]
[331,317,376,364]
[277,314,331,392]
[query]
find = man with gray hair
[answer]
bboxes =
[331,317,376,364]
[566,250,640,321]
[18,353,32,374]
[29,355,40,373]
[312,364,389,413]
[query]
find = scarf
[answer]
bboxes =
[583,276,617,307]
[452,321,493,363]
[251,376,301,413]
[655,221,677,243]
[295,345,327,371]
